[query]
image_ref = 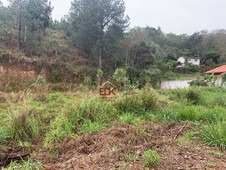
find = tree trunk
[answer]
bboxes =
[97,34,104,86]
[18,0,22,50]
[98,32,104,70]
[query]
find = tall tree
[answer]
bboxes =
[8,0,52,52]
[70,0,129,70]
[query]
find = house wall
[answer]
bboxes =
[177,57,186,65]
[215,77,223,87]
[187,59,200,66]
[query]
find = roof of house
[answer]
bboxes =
[206,65,226,74]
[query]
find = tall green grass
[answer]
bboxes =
[201,122,226,150]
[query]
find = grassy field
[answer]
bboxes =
[0,85,225,169]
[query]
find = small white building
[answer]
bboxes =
[177,57,186,66]
[177,57,200,67]
[187,58,200,66]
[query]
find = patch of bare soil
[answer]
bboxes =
[39,123,225,170]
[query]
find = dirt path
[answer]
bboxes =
[39,123,226,170]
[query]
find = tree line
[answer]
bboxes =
[1,0,226,85]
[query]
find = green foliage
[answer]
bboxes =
[206,162,218,168]
[83,76,93,87]
[143,149,160,168]
[49,64,63,83]
[0,126,11,145]
[80,119,106,134]
[177,131,197,145]
[3,159,42,170]
[114,88,159,114]
[97,69,103,78]
[125,152,137,163]
[119,113,143,125]
[144,68,162,88]
[157,108,177,122]
[186,89,202,105]
[35,75,47,86]
[6,105,40,142]
[113,68,128,89]
[8,0,53,52]
[70,0,128,71]
[176,65,199,74]
[129,41,155,69]
[201,122,226,150]
[43,112,77,148]
[208,150,223,158]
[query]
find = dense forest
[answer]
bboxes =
[1,0,226,86]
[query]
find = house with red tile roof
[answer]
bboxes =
[205,65,226,75]
[206,65,226,87]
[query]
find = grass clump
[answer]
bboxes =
[206,162,218,168]
[157,108,177,122]
[3,159,42,170]
[80,119,107,134]
[208,150,223,158]
[143,149,160,168]
[5,105,41,142]
[186,89,202,105]
[43,108,79,148]
[177,131,197,145]
[115,87,162,115]
[119,113,143,125]
[125,152,138,163]
[201,122,226,150]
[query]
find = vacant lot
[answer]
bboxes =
[0,86,225,169]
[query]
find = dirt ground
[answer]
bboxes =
[36,122,226,170]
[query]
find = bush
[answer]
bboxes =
[119,113,143,125]
[176,106,203,122]
[3,159,42,170]
[7,105,40,142]
[80,119,106,134]
[186,89,202,105]
[143,149,160,168]
[113,68,129,90]
[114,88,159,115]
[201,122,226,150]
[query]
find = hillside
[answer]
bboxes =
[0,0,226,169]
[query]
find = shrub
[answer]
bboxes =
[119,113,143,125]
[143,149,160,168]
[44,106,79,148]
[114,88,159,115]
[186,89,202,105]
[3,159,42,170]
[113,68,129,90]
[144,68,162,88]
[7,105,40,142]
[176,106,203,122]
[201,122,226,150]
[157,108,177,122]
[80,119,106,134]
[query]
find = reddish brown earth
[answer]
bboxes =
[36,123,226,170]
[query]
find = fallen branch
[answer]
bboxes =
[174,123,188,140]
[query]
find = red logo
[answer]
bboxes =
[99,81,117,100]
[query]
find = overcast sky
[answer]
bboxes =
[2,0,226,35]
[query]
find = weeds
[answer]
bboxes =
[143,149,160,168]
[208,150,223,158]
[125,152,138,163]
[201,122,226,150]
[186,89,202,105]
[2,159,42,170]
[80,119,107,134]
[119,113,143,125]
